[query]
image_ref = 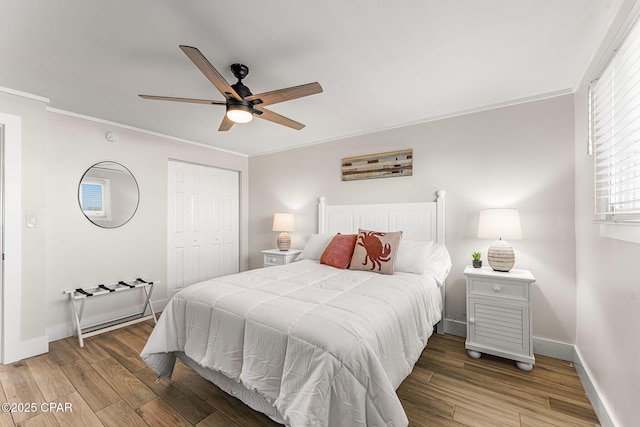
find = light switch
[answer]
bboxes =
[25,213,39,228]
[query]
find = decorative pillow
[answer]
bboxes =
[349,229,402,274]
[395,239,452,285]
[320,233,358,269]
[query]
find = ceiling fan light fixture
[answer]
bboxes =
[226,104,253,123]
[140,46,322,131]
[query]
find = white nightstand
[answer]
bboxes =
[463,266,536,371]
[262,249,302,267]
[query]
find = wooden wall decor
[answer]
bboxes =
[342,149,413,181]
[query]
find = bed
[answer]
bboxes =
[141,191,450,426]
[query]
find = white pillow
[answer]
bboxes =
[296,234,335,261]
[395,239,452,285]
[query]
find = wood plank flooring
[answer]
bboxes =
[0,318,600,426]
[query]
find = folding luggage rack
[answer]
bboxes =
[64,278,158,347]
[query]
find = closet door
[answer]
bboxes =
[168,161,239,296]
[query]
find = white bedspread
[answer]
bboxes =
[141,259,442,427]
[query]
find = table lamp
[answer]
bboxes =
[477,208,522,272]
[272,213,295,251]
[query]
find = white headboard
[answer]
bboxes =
[317,190,446,334]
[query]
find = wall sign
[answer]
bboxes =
[342,149,413,181]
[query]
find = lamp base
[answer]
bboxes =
[277,232,291,251]
[487,239,515,272]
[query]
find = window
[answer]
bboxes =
[590,15,640,226]
[79,179,111,220]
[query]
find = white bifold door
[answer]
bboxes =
[167,160,239,296]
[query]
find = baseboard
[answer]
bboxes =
[443,319,614,426]
[46,298,169,343]
[443,318,466,337]
[444,319,576,361]
[532,336,575,361]
[574,347,618,427]
[3,335,49,364]
[3,299,169,363]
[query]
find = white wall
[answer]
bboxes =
[0,90,249,353]
[574,90,640,426]
[44,112,250,339]
[249,94,577,345]
[569,1,640,423]
[0,91,49,360]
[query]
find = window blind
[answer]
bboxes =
[80,182,105,214]
[591,15,640,224]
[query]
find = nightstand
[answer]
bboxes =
[262,249,302,267]
[463,266,536,371]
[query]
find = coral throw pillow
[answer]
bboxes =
[320,233,358,269]
[350,230,403,274]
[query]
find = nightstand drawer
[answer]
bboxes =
[469,278,527,301]
[263,255,285,266]
[261,249,302,268]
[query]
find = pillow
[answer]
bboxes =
[423,242,452,285]
[349,229,402,275]
[395,240,435,274]
[320,233,358,269]
[297,234,334,261]
[395,239,452,285]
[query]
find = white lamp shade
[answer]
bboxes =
[477,208,522,240]
[272,213,295,232]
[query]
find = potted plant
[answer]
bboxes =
[472,252,482,268]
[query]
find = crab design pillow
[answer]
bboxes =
[349,229,403,275]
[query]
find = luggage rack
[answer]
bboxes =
[64,278,158,347]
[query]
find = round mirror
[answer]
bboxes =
[78,161,139,228]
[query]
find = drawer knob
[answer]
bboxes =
[494,286,501,292]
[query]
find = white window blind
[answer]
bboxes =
[79,178,110,219]
[80,182,104,214]
[591,15,640,224]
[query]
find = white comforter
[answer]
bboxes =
[141,259,442,426]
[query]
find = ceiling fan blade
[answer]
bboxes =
[254,107,305,130]
[247,82,323,107]
[139,94,226,105]
[218,115,235,131]
[179,45,242,101]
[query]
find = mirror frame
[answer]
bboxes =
[78,161,140,228]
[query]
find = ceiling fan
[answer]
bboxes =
[139,45,323,131]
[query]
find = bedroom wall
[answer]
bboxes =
[0,90,250,352]
[569,1,640,423]
[573,91,639,426]
[0,91,49,352]
[249,94,577,347]
[44,112,250,340]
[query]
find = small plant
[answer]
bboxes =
[472,251,482,268]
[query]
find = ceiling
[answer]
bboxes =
[0,1,618,156]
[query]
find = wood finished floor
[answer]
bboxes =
[0,318,600,427]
